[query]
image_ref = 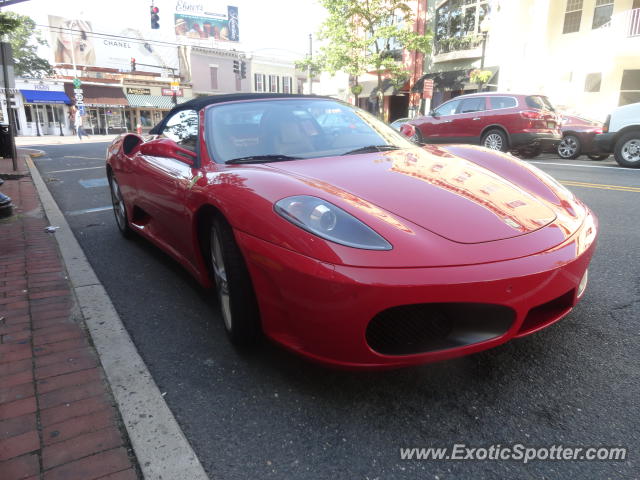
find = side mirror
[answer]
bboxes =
[429,110,437,117]
[140,138,197,165]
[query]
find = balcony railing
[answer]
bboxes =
[629,8,640,37]
[434,35,484,55]
[598,8,640,37]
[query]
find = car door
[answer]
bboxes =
[452,97,487,144]
[132,109,199,254]
[422,99,462,142]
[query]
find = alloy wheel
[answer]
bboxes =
[621,139,640,164]
[558,136,578,158]
[484,133,503,150]
[110,178,127,231]
[210,228,232,331]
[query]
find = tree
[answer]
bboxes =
[0,12,53,78]
[313,0,432,116]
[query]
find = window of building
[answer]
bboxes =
[254,73,265,92]
[488,96,517,109]
[25,105,33,122]
[563,0,583,33]
[584,72,602,92]
[297,78,304,94]
[592,0,614,29]
[282,76,293,94]
[435,0,490,40]
[619,69,640,106]
[161,109,199,151]
[209,66,218,90]
[269,75,279,93]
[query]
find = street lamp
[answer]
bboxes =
[479,17,491,70]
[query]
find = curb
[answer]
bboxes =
[24,154,210,480]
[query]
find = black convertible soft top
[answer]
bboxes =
[149,93,330,134]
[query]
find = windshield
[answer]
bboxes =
[205,98,416,163]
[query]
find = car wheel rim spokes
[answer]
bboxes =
[622,139,640,163]
[110,179,126,230]
[558,137,577,157]
[211,230,232,330]
[484,134,503,150]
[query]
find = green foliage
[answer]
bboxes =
[294,57,323,78]
[313,0,432,92]
[0,12,53,78]
[470,68,492,85]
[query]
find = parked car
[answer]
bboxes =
[106,93,596,369]
[389,117,410,131]
[594,102,640,168]
[555,114,609,160]
[400,93,562,157]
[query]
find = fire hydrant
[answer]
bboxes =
[136,123,142,135]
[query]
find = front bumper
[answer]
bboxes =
[510,132,562,149]
[594,132,616,153]
[236,211,597,369]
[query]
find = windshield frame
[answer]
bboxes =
[203,97,416,164]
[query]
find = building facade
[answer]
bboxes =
[417,0,640,121]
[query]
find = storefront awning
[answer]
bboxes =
[64,84,129,107]
[21,90,71,104]
[125,94,186,109]
[412,66,499,93]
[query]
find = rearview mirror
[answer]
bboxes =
[140,138,197,165]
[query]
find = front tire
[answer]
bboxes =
[209,217,261,345]
[614,132,640,168]
[481,129,508,152]
[108,174,132,238]
[557,134,581,159]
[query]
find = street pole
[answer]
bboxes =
[0,38,18,171]
[480,32,487,69]
[307,34,312,95]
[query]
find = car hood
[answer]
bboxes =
[267,147,557,244]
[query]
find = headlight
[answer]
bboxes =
[274,195,392,250]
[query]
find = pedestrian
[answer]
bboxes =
[74,109,89,140]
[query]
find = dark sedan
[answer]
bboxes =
[555,114,609,160]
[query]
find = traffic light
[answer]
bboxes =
[232,60,240,74]
[130,58,136,71]
[150,6,160,29]
[240,61,246,79]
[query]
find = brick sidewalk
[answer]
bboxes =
[0,158,140,479]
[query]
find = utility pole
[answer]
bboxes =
[307,33,312,95]
[0,37,18,171]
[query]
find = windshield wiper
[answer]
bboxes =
[226,154,301,165]
[341,145,399,156]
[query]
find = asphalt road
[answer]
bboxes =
[30,142,639,479]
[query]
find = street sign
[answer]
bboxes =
[73,78,82,88]
[170,81,180,91]
[422,79,434,99]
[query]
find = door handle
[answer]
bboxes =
[472,117,481,121]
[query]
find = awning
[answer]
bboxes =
[125,94,186,109]
[20,90,71,104]
[412,66,499,93]
[64,84,128,107]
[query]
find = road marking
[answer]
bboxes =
[79,178,109,188]
[47,166,105,174]
[66,206,113,216]
[531,161,640,171]
[560,180,640,193]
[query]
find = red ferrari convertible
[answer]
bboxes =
[106,94,597,369]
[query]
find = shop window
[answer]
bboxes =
[584,73,602,92]
[592,0,613,29]
[139,110,152,127]
[282,76,292,94]
[619,69,640,106]
[563,0,583,33]
[162,109,199,151]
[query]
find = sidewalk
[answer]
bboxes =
[0,155,140,480]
